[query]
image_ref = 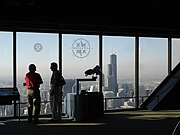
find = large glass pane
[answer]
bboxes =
[139,37,168,102]
[0,32,13,87]
[62,34,99,79]
[17,32,59,116]
[172,38,180,69]
[103,36,135,110]
[62,34,99,117]
[0,32,13,117]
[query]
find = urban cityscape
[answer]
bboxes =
[0,53,163,117]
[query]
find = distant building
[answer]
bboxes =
[63,79,76,98]
[103,90,115,109]
[107,54,118,95]
[121,83,134,98]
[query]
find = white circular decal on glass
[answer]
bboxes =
[34,43,43,52]
[72,38,90,58]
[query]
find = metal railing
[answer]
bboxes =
[1,96,151,118]
[104,96,148,111]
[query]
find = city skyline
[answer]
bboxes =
[0,75,161,116]
[0,51,171,116]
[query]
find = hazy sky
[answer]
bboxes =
[1,32,180,82]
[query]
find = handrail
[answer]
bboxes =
[103,96,149,111]
[0,95,150,118]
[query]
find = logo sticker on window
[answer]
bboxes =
[72,38,90,58]
[34,43,43,52]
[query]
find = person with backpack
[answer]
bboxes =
[49,62,66,122]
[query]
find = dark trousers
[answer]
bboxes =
[50,86,62,120]
[27,89,41,122]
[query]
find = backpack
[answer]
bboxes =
[59,75,66,86]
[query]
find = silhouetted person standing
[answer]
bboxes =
[25,64,43,124]
[50,62,64,122]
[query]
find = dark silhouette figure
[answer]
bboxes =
[24,64,43,124]
[84,65,102,77]
[50,62,65,122]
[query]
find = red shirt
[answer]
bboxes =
[25,72,43,90]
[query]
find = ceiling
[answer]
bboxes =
[0,0,180,35]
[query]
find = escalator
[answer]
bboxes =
[140,62,180,110]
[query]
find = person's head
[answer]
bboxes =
[50,62,58,71]
[29,64,36,72]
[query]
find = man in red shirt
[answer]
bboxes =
[25,64,43,124]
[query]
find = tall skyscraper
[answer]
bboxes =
[107,54,118,95]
